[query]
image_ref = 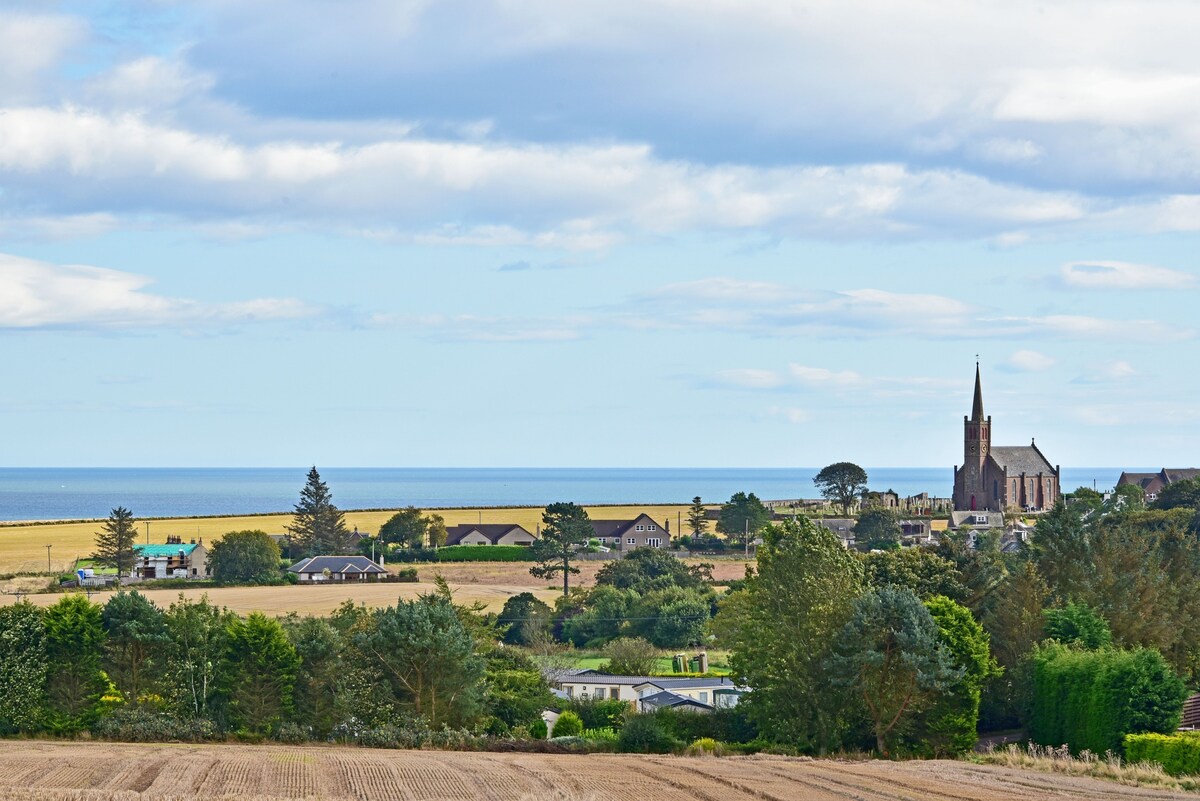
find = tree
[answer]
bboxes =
[1154,478,1200,511]
[863,547,966,601]
[814,462,869,515]
[208,530,281,583]
[92,506,137,576]
[163,594,230,720]
[101,590,168,702]
[0,603,47,733]
[352,596,484,728]
[499,592,553,646]
[426,513,448,549]
[1111,482,1146,511]
[530,502,592,596]
[828,586,959,754]
[602,637,661,675]
[222,612,301,735]
[43,594,108,733]
[919,596,1001,756]
[722,518,865,751]
[553,709,583,737]
[594,547,710,594]
[1043,602,1112,650]
[854,507,902,551]
[282,615,343,738]
[483,647,554,731]
[286,467,352,557]
[716,492,771,548]
[560,585,638,646]
[378,507,428,547]
[687,496,708,537]
[630,588,712,648]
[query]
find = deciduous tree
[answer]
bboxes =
[813,462,869,514]
[208,530,281,583]
[853,506,902,551]
[378,507,428,547]
[716,492,771,548]
[918,596,1000,756]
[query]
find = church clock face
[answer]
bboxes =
[968,444,978,454]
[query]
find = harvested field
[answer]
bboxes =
[0,741,1191,801]
[0,504,699,575]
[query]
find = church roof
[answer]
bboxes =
[989,446,1054,475]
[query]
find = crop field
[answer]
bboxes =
[0,504,698,575]
[0,741,1188,801]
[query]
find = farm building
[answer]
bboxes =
[288,555,388,582]
[132,537,208,579]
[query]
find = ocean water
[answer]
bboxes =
[0,467,1130,522]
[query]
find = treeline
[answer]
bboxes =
[0,581,555,744]
[709,483,1200,756]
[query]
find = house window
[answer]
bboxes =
[699,692,708,703]
[636,525,645,531]
[648,525,656,531]
[566,686,574,698]
[627,537,636,544]
[647,537,661,547]
[593,688,606,700]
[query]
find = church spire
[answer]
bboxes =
[971,361,984,422]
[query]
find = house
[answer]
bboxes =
[1118,469,1200,503]
[590,514,669,551]
[132,537,208,579]
[950,510,1004,531]
[553,670,746,710]
[444,523,536,547]
[287,555,388,582]
[814,518,856,548]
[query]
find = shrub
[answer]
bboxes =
[394,567,419,582]
[565,697,631,730]
[684,737,726,756]
[616,713,681,754]
[583,727,619,750]
[529,718,548,739]
[91,707,217,742]
[436,545,535,562]
[1125,732,1200,776]
[654,706,758,745]
[552,710,583,737]
[1030,643,1186,754]
[602,636,660,675]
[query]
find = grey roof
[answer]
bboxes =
[1163,469,1200,484]
[559,672,661,686]
[639,690,713,711]
[989,446,1055,475]
[634,677,746,691]
[287,556,388,575]
[444,523,532,546]
[1119,472,1160,490]
[590,514,664,539]
[950,511,1004,527]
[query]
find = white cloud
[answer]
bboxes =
[1003,349,1056,372]
[0,13,86,101]
[0,253,315,329]
[788,364,866,387]
[84,57,216,110]
[714,368,786,390]
[1061,260,1197,290]
[1073,360,1139,384]
[769,405,810,424]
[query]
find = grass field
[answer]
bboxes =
[0,741,1188,800]
[0,504,699,575]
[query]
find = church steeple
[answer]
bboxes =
[971,361,984,422]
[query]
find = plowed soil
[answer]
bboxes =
[0,741,1190,801]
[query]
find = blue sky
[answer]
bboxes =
[2,0,1198,468]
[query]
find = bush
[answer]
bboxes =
[583,727,619,750]
[602,636,660,675]
[529,718,548,739]
[436,545,536,562]
[654,706,758,744]
[1030,643,1187,754]
[616,713,681,754]
[565,697,630,730]
[91,707,217,742]
[684,737,726,756]
[394,567,419,582]
[553,710,583,737]
[1125,732,1200,776]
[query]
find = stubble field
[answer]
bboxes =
[0,741,1188,801]
[0,505,697,575]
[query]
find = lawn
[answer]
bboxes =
[566,649,733,675]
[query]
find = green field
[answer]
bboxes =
[567,649,733,675]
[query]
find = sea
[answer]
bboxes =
[0,467,1133,522]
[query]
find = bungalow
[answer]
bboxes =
[132,538,208,579]
[288,555,388,582]
[444,523,536,547]
[554,669,746,710]
[590,514,669,551]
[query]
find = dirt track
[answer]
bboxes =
[0,741,1191,800]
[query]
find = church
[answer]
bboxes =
[952,365,1061,512]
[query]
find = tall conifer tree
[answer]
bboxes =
[286,467,352,557]
[92,506,137,576]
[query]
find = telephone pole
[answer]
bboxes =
[44,544,52,575]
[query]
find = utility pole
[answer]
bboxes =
[744,519,749,557]
[145,521,151,546]
[45,544,52,575]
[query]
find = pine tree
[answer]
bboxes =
[92,506,137,576]
[286,467,352,557]
[686,496,708,537]
[529,502,592,596]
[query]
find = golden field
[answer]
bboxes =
[0,504,698,575]
[0,741,1188,801]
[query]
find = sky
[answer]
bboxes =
[1,0,1198,468]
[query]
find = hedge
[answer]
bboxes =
[1125,732,1200,776]
[435,545,536,562]
[1030,643,1186,754]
